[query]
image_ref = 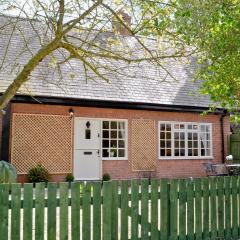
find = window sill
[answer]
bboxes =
[158,156,214,160]
[102,158,128,161]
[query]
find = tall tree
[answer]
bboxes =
[0,0,193,111]
[170,0,240,114]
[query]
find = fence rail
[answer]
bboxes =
[0,177,240,240]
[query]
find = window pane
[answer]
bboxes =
[180,124,185,129]
[174,124,180,129]
[166,141,171,148]
[180,141,185,148]
[188,149,193,156]
[193,149,198,156]
[118,131,125,139]
[188,125,193,130]
[103,130,109,138]
[102,149,109,157]
[102,140,109,148]
[180,149,185,156]
[193,141,198,148]
[188,133,192,140]
[166,132,171,139]
[166,124,171,131]
[188,141,192,148]
[180,132,185,139]
[160,149,165,156]
[160,140,165,148]
[118,140,125,148]
[193,133,198,140]
[118,149,125,157]
[175,141,179,148]
[118,122,125,130]
[206,149,211,156]
[111,121,117,129]
[174,132,179,139]
[166,149,171,156]
[111,131,117,139]
[110,140,117,148]
[174,149,179,156]
[102,121,109,129]
[160,132,165,139]
[160,124,166,131]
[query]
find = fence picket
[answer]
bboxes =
[187,179,194,240]
[217,177,224,238]
[0,184,9,240]
[47,183,57,240]
[23,183,33,240]
[93,182,101,240]
[210,177,217,239]
[195,178,202,240]
[141,179,149,240]
[120,180,128,240]
[202,178,210,240]
[103,181,112,240]
[82,182,91,240]
[131,179,139,240]
[111,181,119,240]
[160,179,169,240]
[11,183,21,240]
[151,179,159,240]
[71,182,80,240]
[59,182,69,240]
[179,179,186,240]
[169,179,178,240]
[232,176,238,238]
[35,183,45,240]
[224,177,232,239]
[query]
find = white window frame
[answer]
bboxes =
[158,121,213,160]
[101,119,128,160]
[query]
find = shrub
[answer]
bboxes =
[102,173,111,181]
[27,164,49,183]
[0,161,17,183]
[65,173,74,182]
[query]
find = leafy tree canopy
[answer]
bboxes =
[155,0,240,115]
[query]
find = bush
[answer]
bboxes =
[102,173,111,181]
[65,173,74,182]
[27,164,49,183]
[0,161,17,183]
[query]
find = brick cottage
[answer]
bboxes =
[0,16,230,182]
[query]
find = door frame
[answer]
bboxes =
[73,117,128,179]
[73,118,102,180]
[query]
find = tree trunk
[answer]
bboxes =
[0,39,60,111]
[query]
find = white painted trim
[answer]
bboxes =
[74,117,128,161]
[158,121,213,160]
[100,119,128,160]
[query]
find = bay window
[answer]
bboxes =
[159,121,212,159]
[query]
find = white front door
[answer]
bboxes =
[74,118,101,180]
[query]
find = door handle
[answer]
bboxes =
[97,150,100,156]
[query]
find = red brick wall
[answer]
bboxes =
[10,103,230,182]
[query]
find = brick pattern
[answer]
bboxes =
[11,113,72,174]
[9,103,231,181]
[132,119,156,171]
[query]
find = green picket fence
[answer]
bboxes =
[0,177,240,240]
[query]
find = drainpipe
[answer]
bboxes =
[220,110,227,164]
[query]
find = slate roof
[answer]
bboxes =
[0,15,212,108]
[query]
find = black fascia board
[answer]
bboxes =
[8,95,225,114]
